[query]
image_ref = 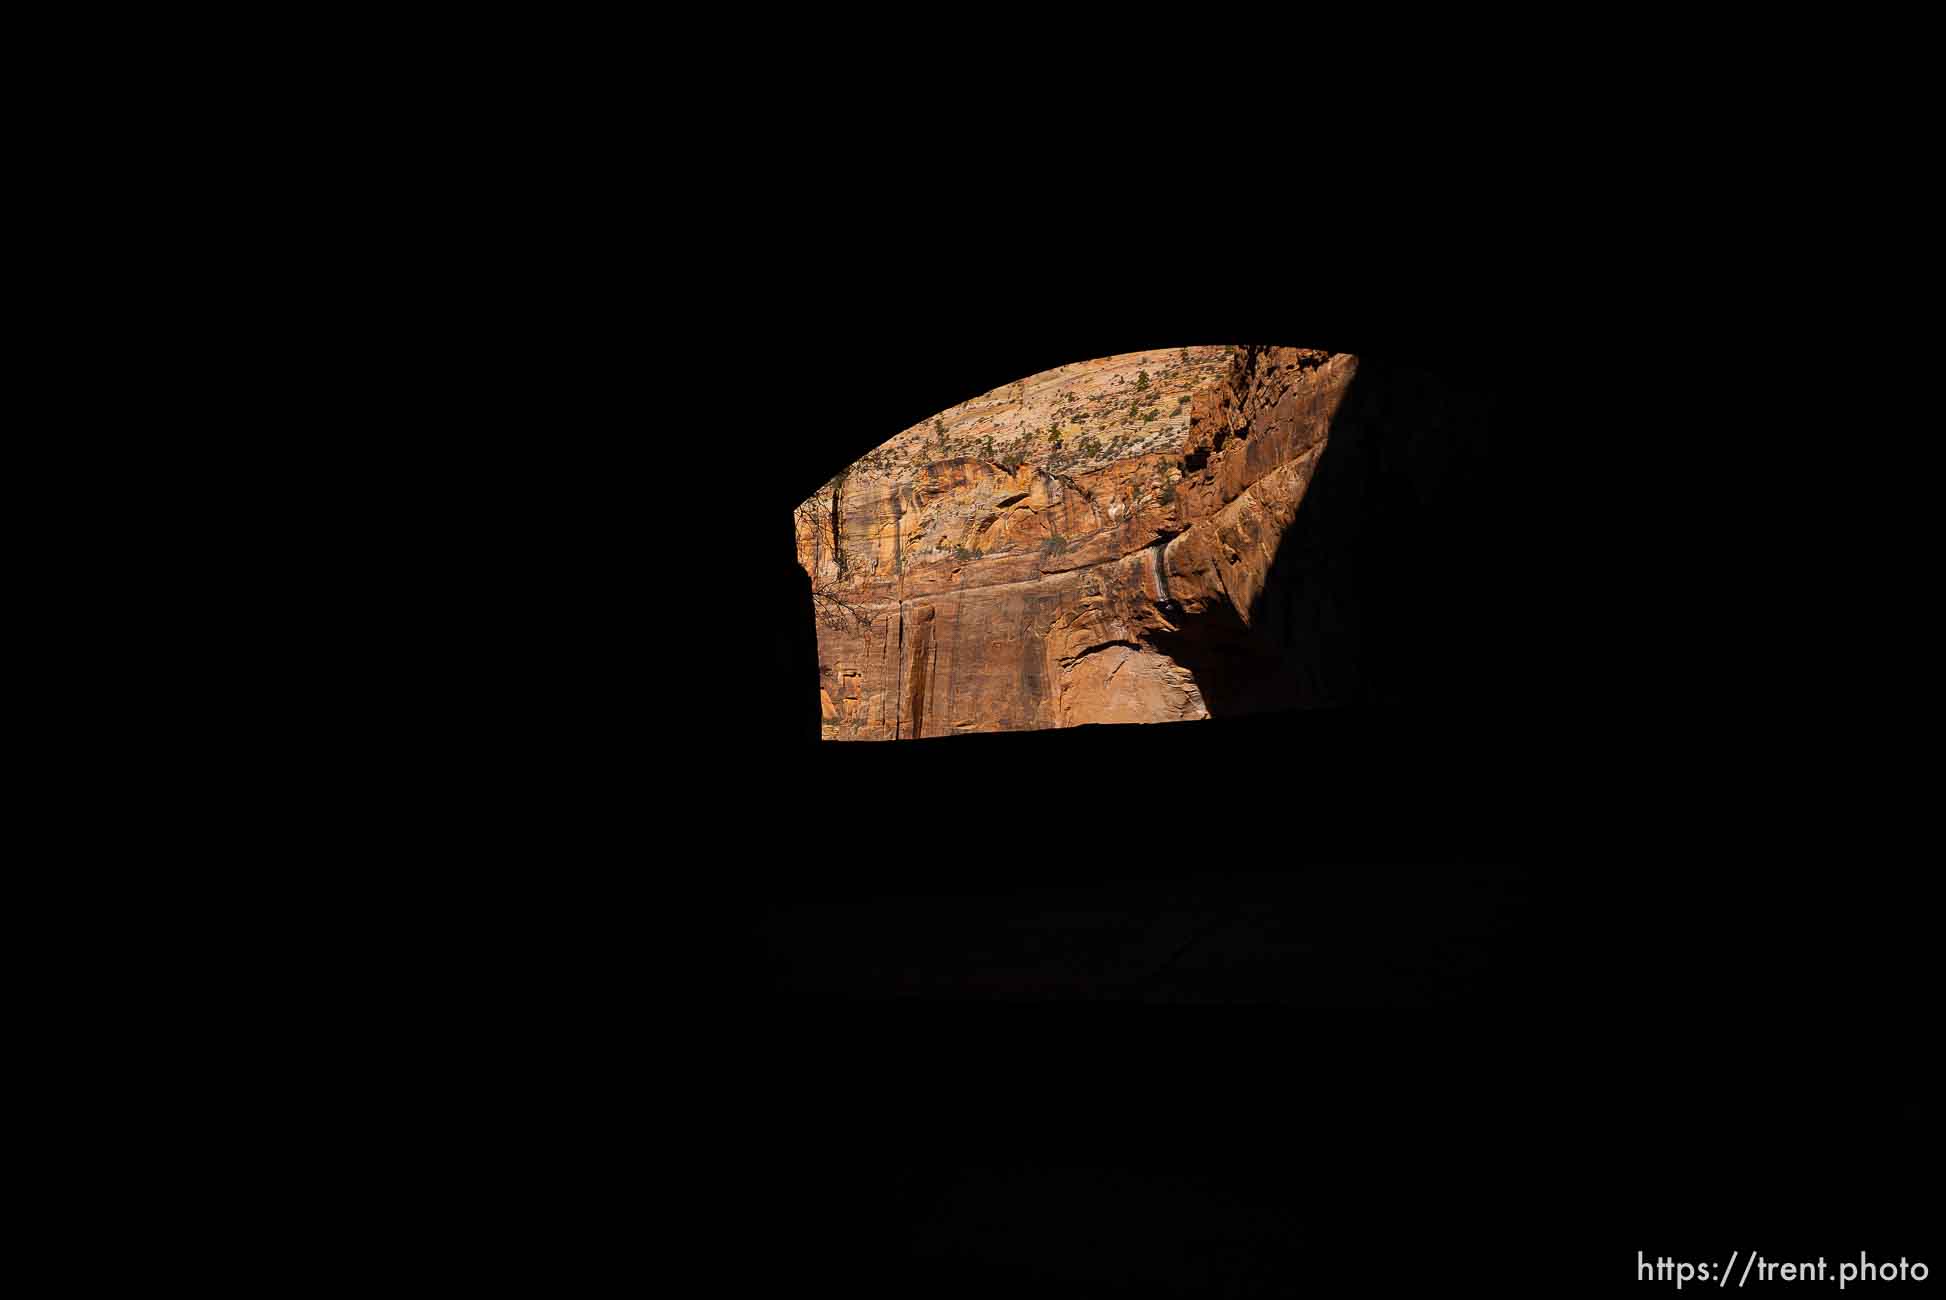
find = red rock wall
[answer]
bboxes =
[796,346,1355,739]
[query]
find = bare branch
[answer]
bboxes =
[809,582,878,631]
[796,487,878,631]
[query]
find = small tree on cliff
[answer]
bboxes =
[807,579,876,631]
[793,487,877,632]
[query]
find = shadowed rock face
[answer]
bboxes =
[794,345,1354,739]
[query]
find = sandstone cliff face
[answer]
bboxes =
[795,345,1354,739]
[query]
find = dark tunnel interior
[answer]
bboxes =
[318,140,1932,1300]
[693,262,1928,1296]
